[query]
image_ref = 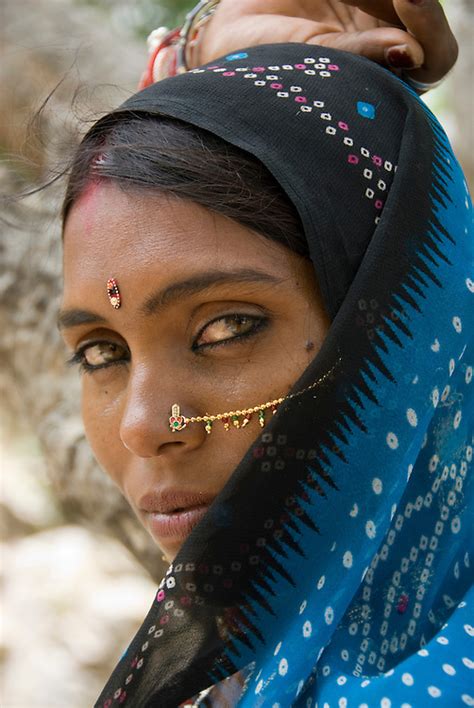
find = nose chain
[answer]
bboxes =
[168,363,338,435]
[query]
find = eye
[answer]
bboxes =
[194,314,268,349]
[68,340,129,373]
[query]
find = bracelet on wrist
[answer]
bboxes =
[138,0,220,89]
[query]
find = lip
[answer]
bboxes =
[147,505,211,541]
[138,489,216,542]
[139,489,216,514]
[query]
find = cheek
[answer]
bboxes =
[81,383,125,484]
[205,423,265,491]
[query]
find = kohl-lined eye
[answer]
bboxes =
[195,314,268,349]
[68,341,129,372]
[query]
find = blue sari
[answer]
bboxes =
[91,45,473,706]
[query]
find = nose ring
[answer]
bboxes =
[169,404,188,432]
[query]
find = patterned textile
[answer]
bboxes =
[94,45,473,707]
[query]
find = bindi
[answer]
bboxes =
[107,278,121,309]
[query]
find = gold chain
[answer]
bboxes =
[169,362,338,434]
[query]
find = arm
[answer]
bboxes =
[141,0,457,92]
[196,0,458,89]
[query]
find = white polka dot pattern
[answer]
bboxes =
[102,46,473,708]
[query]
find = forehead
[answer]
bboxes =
[62,182,293,292]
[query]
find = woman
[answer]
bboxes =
[58,32,472,708]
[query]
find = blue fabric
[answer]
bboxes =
[94,45,473,707]
[237,115,474,706]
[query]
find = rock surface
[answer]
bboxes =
[1,0,164,577]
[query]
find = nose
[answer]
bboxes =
[119,366,205,458]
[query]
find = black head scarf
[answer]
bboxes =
[91,45,473,707]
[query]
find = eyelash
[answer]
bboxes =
[192,314,268,352]
[66,346,127,375]
[67,314,269,374]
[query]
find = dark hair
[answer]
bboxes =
[62,113,310,258]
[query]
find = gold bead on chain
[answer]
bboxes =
[168,363,338,435]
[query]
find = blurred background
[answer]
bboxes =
[1,1,472,706]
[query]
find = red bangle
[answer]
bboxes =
[138,27,181,89]
[138,1,220,88]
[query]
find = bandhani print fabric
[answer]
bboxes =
[92,45,474,707]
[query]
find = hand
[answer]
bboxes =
[196,0,458,90]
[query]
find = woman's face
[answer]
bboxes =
[61,182,330,561]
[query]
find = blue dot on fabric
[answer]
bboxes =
[357,101,376,119]
[226,52,248,61]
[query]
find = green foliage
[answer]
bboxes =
[128,0,192,37]
[147,0,192,26]
[76,0,193,38]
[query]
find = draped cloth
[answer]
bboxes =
[94,45,473,707]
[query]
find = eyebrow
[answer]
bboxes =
[141,268,283,315]
[58,268,282,331]
[57,309,107,331]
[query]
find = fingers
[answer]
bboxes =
[307,26,424,70]
[392,0,458,83]
[339,0,402,26]
[200,0,456,87]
